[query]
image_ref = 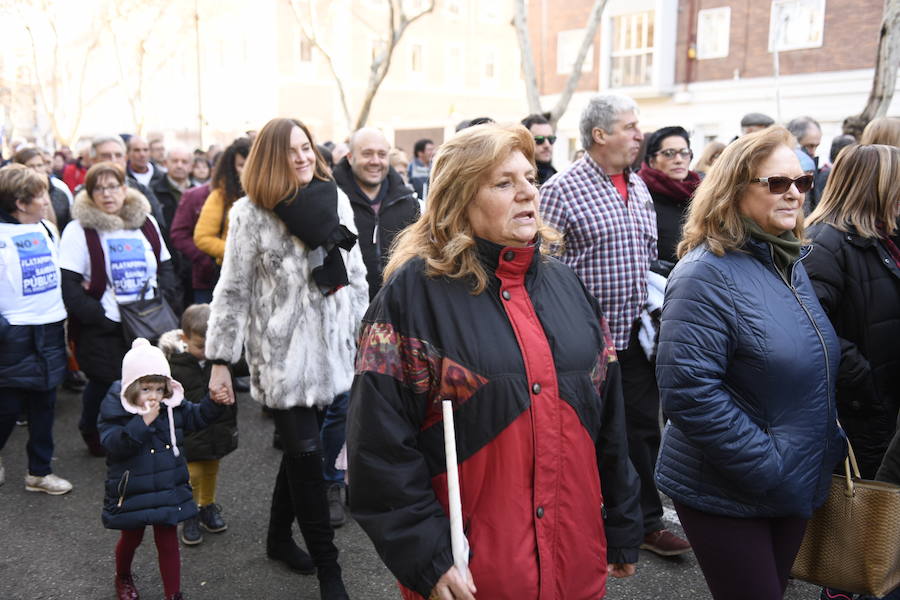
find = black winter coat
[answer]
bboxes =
[48,180,71,232]
[333,160,420,299]
[804,223,900,477]
[99,380,222,530]
[168,352,239,461]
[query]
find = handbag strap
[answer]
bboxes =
[837,418,862,497]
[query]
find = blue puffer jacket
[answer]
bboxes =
[655,239,845,519]
[98,381,221,530]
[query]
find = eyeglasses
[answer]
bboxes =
[750,175,814,194]
[94,184,124,195]
[534,135,557,145]
[654,148,693,160]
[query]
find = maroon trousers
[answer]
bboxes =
[116,524,180,597]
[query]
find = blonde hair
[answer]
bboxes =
[123,375,173,405]
[807,144,900,238]
[383,124,559,294]
[0,164,48,214]
[241,118,331,210]
[693,141,725,174]
[678,126,804,258]
[859,117,900,147]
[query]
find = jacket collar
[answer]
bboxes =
[333,159,415,210]
[475,237,540,281]
[72,187,151,231]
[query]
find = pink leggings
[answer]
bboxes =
[116,525,180,597]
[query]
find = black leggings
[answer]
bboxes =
[674,501,807,600]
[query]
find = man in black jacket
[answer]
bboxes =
[333,127,420,300]
[328,127,419,528]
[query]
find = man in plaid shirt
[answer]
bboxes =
[540,94,691,557]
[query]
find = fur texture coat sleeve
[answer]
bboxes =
[206,189,369,409]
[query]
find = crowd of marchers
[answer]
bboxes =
[0,102,899,600]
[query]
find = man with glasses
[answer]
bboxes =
[540,94,692,559]
[522,114,557,185]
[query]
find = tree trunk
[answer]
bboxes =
[854,0,900,129]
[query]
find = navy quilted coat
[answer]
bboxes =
[98,381,221,530]
[655,239,845,518]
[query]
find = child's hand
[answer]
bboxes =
[142,399,161,425]
[211,385,234,405]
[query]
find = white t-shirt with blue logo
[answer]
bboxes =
[0,221,67,325]
[58,217,170,323]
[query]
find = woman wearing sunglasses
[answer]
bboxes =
[654,126,845,600]
[637,126,701,268]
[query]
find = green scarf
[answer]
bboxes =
[741,216,801,281]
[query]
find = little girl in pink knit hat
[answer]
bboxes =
[97,338,233,600]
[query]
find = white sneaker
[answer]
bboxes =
[25,473,73,495]
[0,457,5,486]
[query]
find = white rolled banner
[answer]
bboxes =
[442,399,469,575]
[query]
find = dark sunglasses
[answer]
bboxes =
[750,175,814,194]
[654,148,693,160]
[534,135,557,145]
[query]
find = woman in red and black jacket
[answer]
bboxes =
[347,124,642,600]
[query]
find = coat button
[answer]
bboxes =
[536,506,544,518]
[150,449,155,454]
[503,251,515,261]
[532,383,541,394]
[502,290,511,300]
[165,444,170,449]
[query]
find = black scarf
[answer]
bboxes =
[273,178,358,296]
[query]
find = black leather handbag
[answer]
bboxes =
[118,280,179,345]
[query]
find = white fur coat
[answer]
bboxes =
[205,189,369,409]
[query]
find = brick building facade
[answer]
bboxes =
[530,0,897,166]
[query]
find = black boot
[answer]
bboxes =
[283,452,349,600]
[266,458,315,575]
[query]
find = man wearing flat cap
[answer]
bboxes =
[739,112,775,135]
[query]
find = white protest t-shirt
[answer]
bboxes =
[0,220,67,325]
[58,216,170,323]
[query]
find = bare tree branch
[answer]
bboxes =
[354,0,434,130]
[513,0,542,115]
[514,0,608,127]
[289,0,353,132]
[549,0,607,125]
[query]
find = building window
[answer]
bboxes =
[446,44,464,84]
[556,29,594,75]
[483,0,500,23]
[610,10,654,88]
[411,43,423,73]
[769,0,826,52]
[696,7,730,60]
[484,48,497,80]
[445,0,462,17]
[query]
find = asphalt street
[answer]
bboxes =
[1,387,821,599]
